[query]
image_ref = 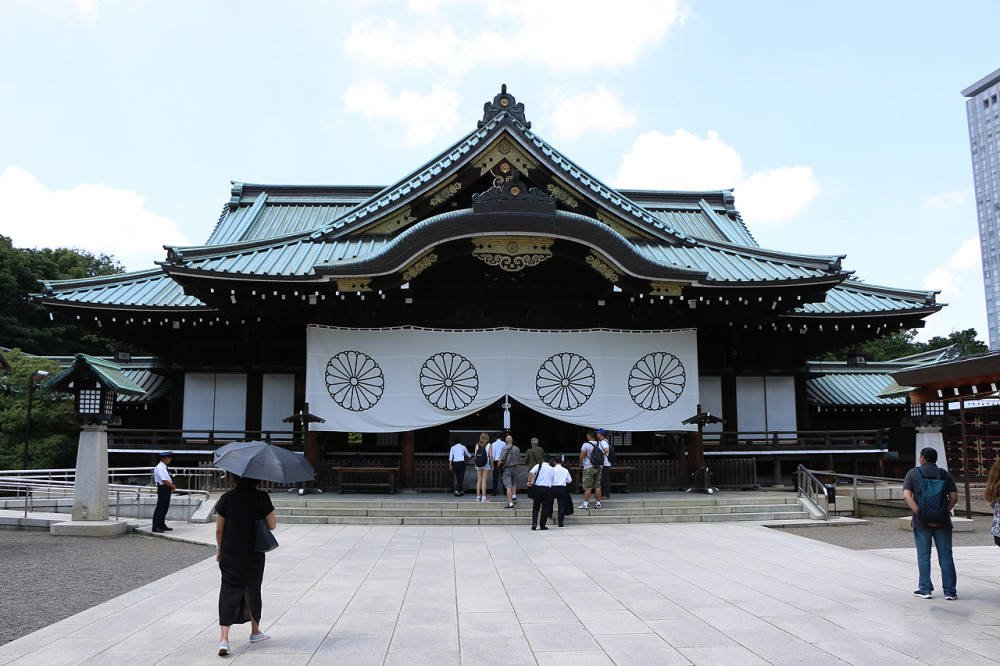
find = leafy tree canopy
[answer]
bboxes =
[0,348,76,470]
[819,328,989,363]
[0,235,124,355]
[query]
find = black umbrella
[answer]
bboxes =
[213,440,315,484]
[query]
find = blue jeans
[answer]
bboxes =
[913,527,957,596]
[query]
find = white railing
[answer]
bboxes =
[0,468,213,522]
[795,465,830,521]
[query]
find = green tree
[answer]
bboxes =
[0,235,124,355]
[819,327,989,363]
[0,349,76,470]
[921,328,989,357]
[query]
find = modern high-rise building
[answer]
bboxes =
[964,67,1000,349]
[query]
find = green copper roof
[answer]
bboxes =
[805,346,958,406]
[790,280,939,316]
[40,269,208,310]
[44,354,147,397]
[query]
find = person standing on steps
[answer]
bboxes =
[596,428,613,500]
[499,435,521,509]
[524,437,546,473]
[152,452,176,533]
[527,453,555,530]
[449,437,472,497]
[550,455,573,527]
[903,447,959,600]
[491,433,505,496]
[578,430,603,510]
[473,432,493,502]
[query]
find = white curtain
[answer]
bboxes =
[305,326,699,433]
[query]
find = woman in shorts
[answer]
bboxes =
[473,432,493,502]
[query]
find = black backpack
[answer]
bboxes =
[589,442,605,467]
[916,467,950,526]
[475,445,489,468]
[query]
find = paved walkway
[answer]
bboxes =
[3,517,1000,664]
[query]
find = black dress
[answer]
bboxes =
[216,486,275,626]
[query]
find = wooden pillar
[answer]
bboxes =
[687,429,703,489]
[304,430,319,467]
[401,430,415,488]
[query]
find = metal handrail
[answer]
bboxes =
[0,475,209,523]
[795,464,829,521]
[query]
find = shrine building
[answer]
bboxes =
[34,87,943,488]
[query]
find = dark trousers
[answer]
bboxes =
[153,484,171,529]
[552,486,569,526]
[452,461,466,493]
[531,486,553,528]
[492,465,503,494]
[601,466,611,497]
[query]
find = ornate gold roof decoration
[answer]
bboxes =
[472,236,553,272]
[474,137,539,176]
[428,181,462,207]
[649,281,686,296]
[336,278,372,293]
[546,183,579,209]
[479,84,531,128]
[586,252,620,283]
[402,251,438,282]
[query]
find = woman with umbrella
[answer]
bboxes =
[212,441,313,656]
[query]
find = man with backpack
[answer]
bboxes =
[578,430,604,510]
[499,435,522,509]
[903,447,959,600]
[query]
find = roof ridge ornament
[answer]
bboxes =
[479,84,531,129]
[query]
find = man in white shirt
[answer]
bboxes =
[596,428,613,499]
[152,452,176,533]
[527,454,555,530]
[448,438,472,497]
[578,430,603,509]
[551,456,573,527]
[491,434,505,496]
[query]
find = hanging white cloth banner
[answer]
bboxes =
[305,326,699,433]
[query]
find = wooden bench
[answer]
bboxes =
[331,467,396,494]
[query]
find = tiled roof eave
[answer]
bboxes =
[783,305,943,319]
[34,297,216,313]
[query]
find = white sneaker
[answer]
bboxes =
[578,503,589,509]
[218,640,229,655]
[482,496,490,502]
[596,502,602,509]
[249,631,270,643]
[476,496,481,502]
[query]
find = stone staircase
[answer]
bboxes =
[270,493,810,526]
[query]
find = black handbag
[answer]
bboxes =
[254,519,279,553]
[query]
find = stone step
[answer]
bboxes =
[274,510,810,526]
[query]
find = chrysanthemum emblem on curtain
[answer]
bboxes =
[325,351,384,411]
[419,352,479,411]
[536,352,595,411]
[628,352,685,410]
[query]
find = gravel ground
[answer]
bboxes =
[773,514,998,550]
[4,515,997,647]
[1,530,213,646]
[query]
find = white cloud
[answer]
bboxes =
[3,0,99,22]
[735,166,820,226]
[612,129,820,226]
[947,236,981,271]
[925,190,967,210]
[342,81,462,147]
[0,166,188,271]
[548,85,638,140]
[917,236,986,341]
[613,129,742,191]
[345,0,686,74]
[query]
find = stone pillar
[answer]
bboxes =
[915,425,947,471]
[72,425,109,521]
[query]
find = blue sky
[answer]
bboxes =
[0,0,994,342]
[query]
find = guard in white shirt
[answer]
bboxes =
[448,438,472,497]
[550,456,574,527]
[527,454,555,530]
[152,452,176,532]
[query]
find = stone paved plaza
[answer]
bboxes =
[3,518,1000,665]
